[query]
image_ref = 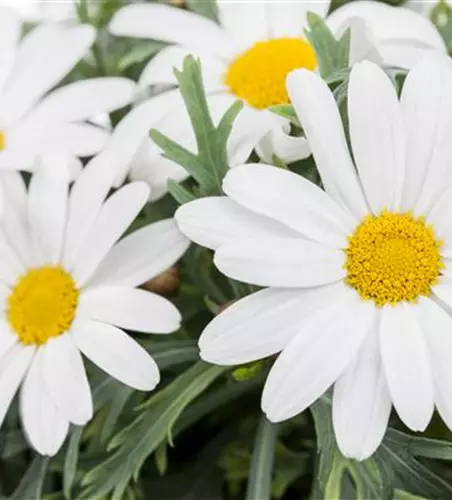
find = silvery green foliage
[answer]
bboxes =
[2,1,452,500]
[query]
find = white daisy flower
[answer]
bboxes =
[175,53,452,460]
[0,7,136,175]
[0,151,189,456]
[108,1,444,197]
[327,0,446,68]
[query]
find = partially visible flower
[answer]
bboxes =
[176,54,452,460]
[328,0,446,68]
[108,1,444,198]
[0,7,136,176]
[0,151,189,456]
[407,0,443,18]
[6,0,76,23]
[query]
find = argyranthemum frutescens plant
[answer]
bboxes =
[4,1,452,500]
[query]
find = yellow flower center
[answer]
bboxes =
[0,131,6,151]
[345,211,443,306]
[225,38,317,109]
[8,266,79,345]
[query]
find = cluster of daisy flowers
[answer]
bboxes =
[0,0,452,472]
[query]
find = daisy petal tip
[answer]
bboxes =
[78,23,96,45]
[285,67,314,88]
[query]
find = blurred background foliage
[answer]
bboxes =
[2,1,452,499]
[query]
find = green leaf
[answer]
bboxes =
[186,0,218,21]
[269,104,301,128]
[118,41,166,72]
[305,12,350,78]
[431,0,452,54]
[11,455,50,500]
[323,449,347,499]
[64,426,84,500]
[150,129,208,186]
[246,416,278,500]
[155,441,168,476]
[408,435,452,460]
[81,362,228,499]
[394,490,428,500]
[100,385,134,445]
[167,179,196,205]
[1,429,28,459]
[145,339,200,371]
[153,56,241,196]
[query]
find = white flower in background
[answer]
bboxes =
[108,1,444,197]
[408,0,443,18]
[176,54,452,460]
[0,7,135,175]
[0,151,189,456]
[327,0,446,68]
[6,0,76,23]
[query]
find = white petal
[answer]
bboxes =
[432,277,452,309]
[262,287,375,422]
[329,15,383,66]
[267,2,329,38]
[62,151,122,270]
[20,350,69,456]
[0,24,95,126]
[0,7,21,95]
[71,182,149,287]
[41,334,93,426]
[0,344,34,430]
[333,328,391,460]
[28,154,68,264]
[128,140,189,201]
[108,92,183,186]
[139,46,225,89]
[0,172,32,266]
[78,286,181,334]
[72,318,160,391]
[8,120,109,158]
[414,297,452,431]
[217,1,269,51]
[24,78,135,125]
[380,303,433,431]
[326,1,446,68]
[426,183,452,250]
[0,230,26,286]
[286,69,367,219]
[211,97,282,167]
[215,238,345,288]
[401,54,452,213]
[0,320,17,358]
[256,123,311,165]
[88,219,189,288]
[34,123,110,157]
[109,4,233,60]
[0,149,36,171]
[200,282,348,366]
[175,196,299,251]
[348,61,405,213]
[223,164,354,247]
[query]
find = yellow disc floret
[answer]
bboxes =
[345,211,443,306]
[0,131,6,151]
[8,266,79,345]
[225,38,316,109]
